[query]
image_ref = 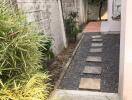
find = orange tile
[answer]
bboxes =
[83,22,101,32]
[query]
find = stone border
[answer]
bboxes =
[53,89,119,97]
[102,31,120,34]
[48,33,85,99]
[50,89,119,100]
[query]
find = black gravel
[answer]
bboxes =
[59,32,120,93]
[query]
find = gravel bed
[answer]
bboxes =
[59,33,120,93]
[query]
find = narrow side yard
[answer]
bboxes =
[59,32,120,93]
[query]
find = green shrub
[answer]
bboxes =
[0,73,50,100]
[0,0,51,99]
[64,12,79,42]
[42,38,54,65]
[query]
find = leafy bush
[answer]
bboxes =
[42,38,54,65]
[0,0,51,99]
[64,12,79,42]
[0,73,50,100]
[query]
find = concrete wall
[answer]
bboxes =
[87,0,99,20]
[61,0,76,18]
[79,0,89,24]
[16,0,67,55]
[61,0,88,25]
[119,0,132,99]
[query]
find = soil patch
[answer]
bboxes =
[47,42,78,88]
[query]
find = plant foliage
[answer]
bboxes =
[0,0,51,99]
[64,12,79,42]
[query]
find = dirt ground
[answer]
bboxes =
[47,42,78,89]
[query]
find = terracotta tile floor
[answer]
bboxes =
[83,22,101,33]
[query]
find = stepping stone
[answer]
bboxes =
[79,78,101,90]
[89,48,103,53]
[83,66,102,74]
[92,35,102,39]
[86,56,102,62]
[92,38,103,42]
[91,43,103,47]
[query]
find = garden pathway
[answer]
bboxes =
[60,32,120,92]
[79,34,103,90]
[83,21,110,32]
[50,32,120,100]
[83,22,101,33]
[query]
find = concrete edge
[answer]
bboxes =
[82,31,120,34]
[48,33,85,100]
[54,89,119,97]
[101,31,120,34]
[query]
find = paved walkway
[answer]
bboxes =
[59,33,120,92]
[50,90,119,100]
[83,22,101,33]
[83,21,110,33]
[50,32,120,100]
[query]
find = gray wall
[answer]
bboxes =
[61,0,88,25]
[16,0,67,55]
[61,0,79,18]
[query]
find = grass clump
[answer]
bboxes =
[0,0,52,99]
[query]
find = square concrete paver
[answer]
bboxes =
[86,56,102,62]
[91,43,103,47]
[92,35,102,39]
[92,39,103,42]
[89,48,103,53]
[83,66,102,74]
[79,78,101,90]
